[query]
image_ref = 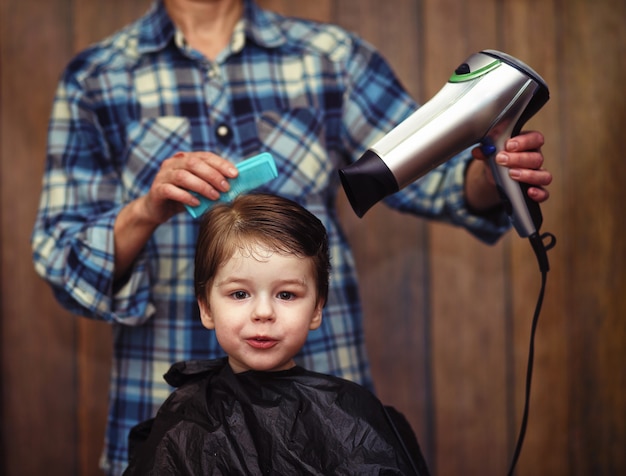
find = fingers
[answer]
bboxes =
[473,131,551,204]
[505,130,545,153]
[497,132,551,188]
[495,150,545,174]
[162,151,238,202]
[144,151,239,223]
[473,130,545,162]
[471,146,489,162]
[502,132,551,203]
[171,151,238,187]
[527,186,550,203]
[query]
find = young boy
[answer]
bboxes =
[123,193,429,475]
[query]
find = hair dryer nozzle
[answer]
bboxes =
[339,150,399,218]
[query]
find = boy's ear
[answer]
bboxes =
[309,299,324,330]
[198,299,215,330]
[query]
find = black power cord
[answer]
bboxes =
[506,231,556,476]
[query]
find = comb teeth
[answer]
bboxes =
[185,152,278,218]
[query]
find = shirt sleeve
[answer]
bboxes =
[31,69,155,325]
[339,36,510,244]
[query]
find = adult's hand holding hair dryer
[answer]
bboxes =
[339,49,554,270]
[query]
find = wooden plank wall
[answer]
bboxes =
[1,0,624,475]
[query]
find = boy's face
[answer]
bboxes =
[199,243,323,373]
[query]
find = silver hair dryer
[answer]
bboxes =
[339,49,549,239]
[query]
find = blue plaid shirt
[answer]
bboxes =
[32,0,508,473]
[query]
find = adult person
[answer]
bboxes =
[31,0,552,473]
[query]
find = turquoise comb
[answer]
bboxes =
[184,152,278,218]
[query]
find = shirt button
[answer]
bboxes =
[216,124,232,145]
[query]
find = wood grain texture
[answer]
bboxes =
[499,1,569,475]
[421,1,511,474]
[558,0,626,474]
[0,0,77,474]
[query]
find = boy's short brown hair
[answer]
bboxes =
[194,193,330,307]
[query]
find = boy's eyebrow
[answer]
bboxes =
[275,278,308,287]
[213,277,249,287]
[214,276,309,287]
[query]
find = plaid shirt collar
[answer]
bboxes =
[134,0,287,57]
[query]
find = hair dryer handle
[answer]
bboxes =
[482,140,543,238]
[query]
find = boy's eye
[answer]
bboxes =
[231,291,249,300]
[277,291,295,300]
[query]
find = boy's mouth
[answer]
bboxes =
[246,336,278,349]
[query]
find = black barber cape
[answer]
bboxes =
[124,358,429,475]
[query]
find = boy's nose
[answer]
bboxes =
[252,296,275,321]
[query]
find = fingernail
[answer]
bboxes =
[496,153,509,165]
[508,141,519,151]
[509,169,521,179]
[220,180,230,190]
